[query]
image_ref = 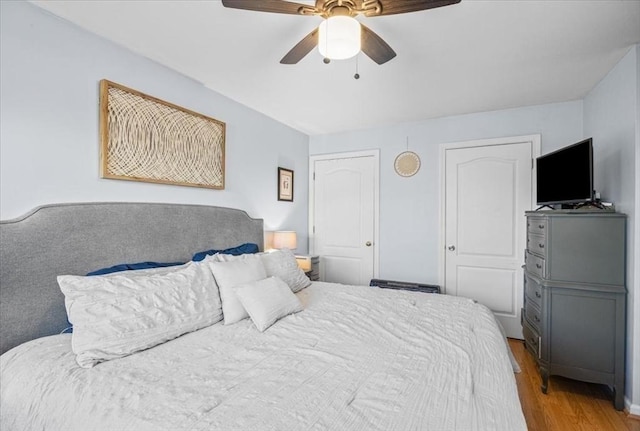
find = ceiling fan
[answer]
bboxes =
[221,0,461,65]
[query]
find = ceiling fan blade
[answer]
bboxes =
[280,28,319,64]
[360,24,396,65]
[221,0,313,15]
[373,0,461,17]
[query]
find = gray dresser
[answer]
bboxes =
[522,210,626,410]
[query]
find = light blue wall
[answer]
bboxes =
[584,48,637,207]
[584,45,639,413]
[310,101,584,283]
[0,1,310,252]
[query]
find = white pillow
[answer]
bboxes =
[235,276,304,332]
[58,261,222,368]
[97,262,190,278]
[260,249,311,293]
[215,252,265,262]
[209,256,268,325]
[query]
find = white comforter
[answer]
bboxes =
[1,282,526,431]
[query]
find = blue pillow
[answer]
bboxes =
[192,243,260,262]
[85,261,184,276]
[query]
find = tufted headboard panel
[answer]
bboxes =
[0,202,264,354]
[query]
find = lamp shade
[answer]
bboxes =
[272,231,297,250]
[318,16,361,60]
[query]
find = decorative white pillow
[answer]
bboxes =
[260,248,311,293]
[58,261,222,368]
[209,255,268,325]
[235,276,304,332]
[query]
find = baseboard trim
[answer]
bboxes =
[625,397,640,417]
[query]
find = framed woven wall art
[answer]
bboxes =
[99,79,225,189]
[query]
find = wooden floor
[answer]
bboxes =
[509,338,640,431]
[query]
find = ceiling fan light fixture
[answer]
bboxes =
[318,16,361,60]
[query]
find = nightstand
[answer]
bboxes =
[295,255,319,281]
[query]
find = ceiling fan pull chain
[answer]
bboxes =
[323,17,331,64]
[354,54,360,79]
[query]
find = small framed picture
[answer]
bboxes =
[278,167,294,202]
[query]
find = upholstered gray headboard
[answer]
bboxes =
[0,202,264,355]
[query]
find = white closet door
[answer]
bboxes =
[312,154,377,285]
[444,139,534,339]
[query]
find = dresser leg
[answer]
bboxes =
[613,385,624,411]
[540,367,549,394]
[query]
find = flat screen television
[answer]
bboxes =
[536,138,593,206]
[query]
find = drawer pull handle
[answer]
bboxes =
[534,315,540,323]
[539,336,542,359]
[538,224,544,229]
[538,244,545,248]
[535,291,541,298]
[536,264,542,269]
[529,337,537,345]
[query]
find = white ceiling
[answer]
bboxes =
[31,0,640,136]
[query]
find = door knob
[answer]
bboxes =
[365,241,372,247]
[448,245,456,251]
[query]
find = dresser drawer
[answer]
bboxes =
[523,318,541,359]
[524,274,542,308]
[526,233,547,258]
[527,217,547,236]
[525,251,545,278]
[524,299,542,332]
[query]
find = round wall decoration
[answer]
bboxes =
[394,151,421,177]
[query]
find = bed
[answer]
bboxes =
[0,202,527,431]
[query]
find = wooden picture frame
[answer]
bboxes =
[278,167,294,202]
[99,79,225,189]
